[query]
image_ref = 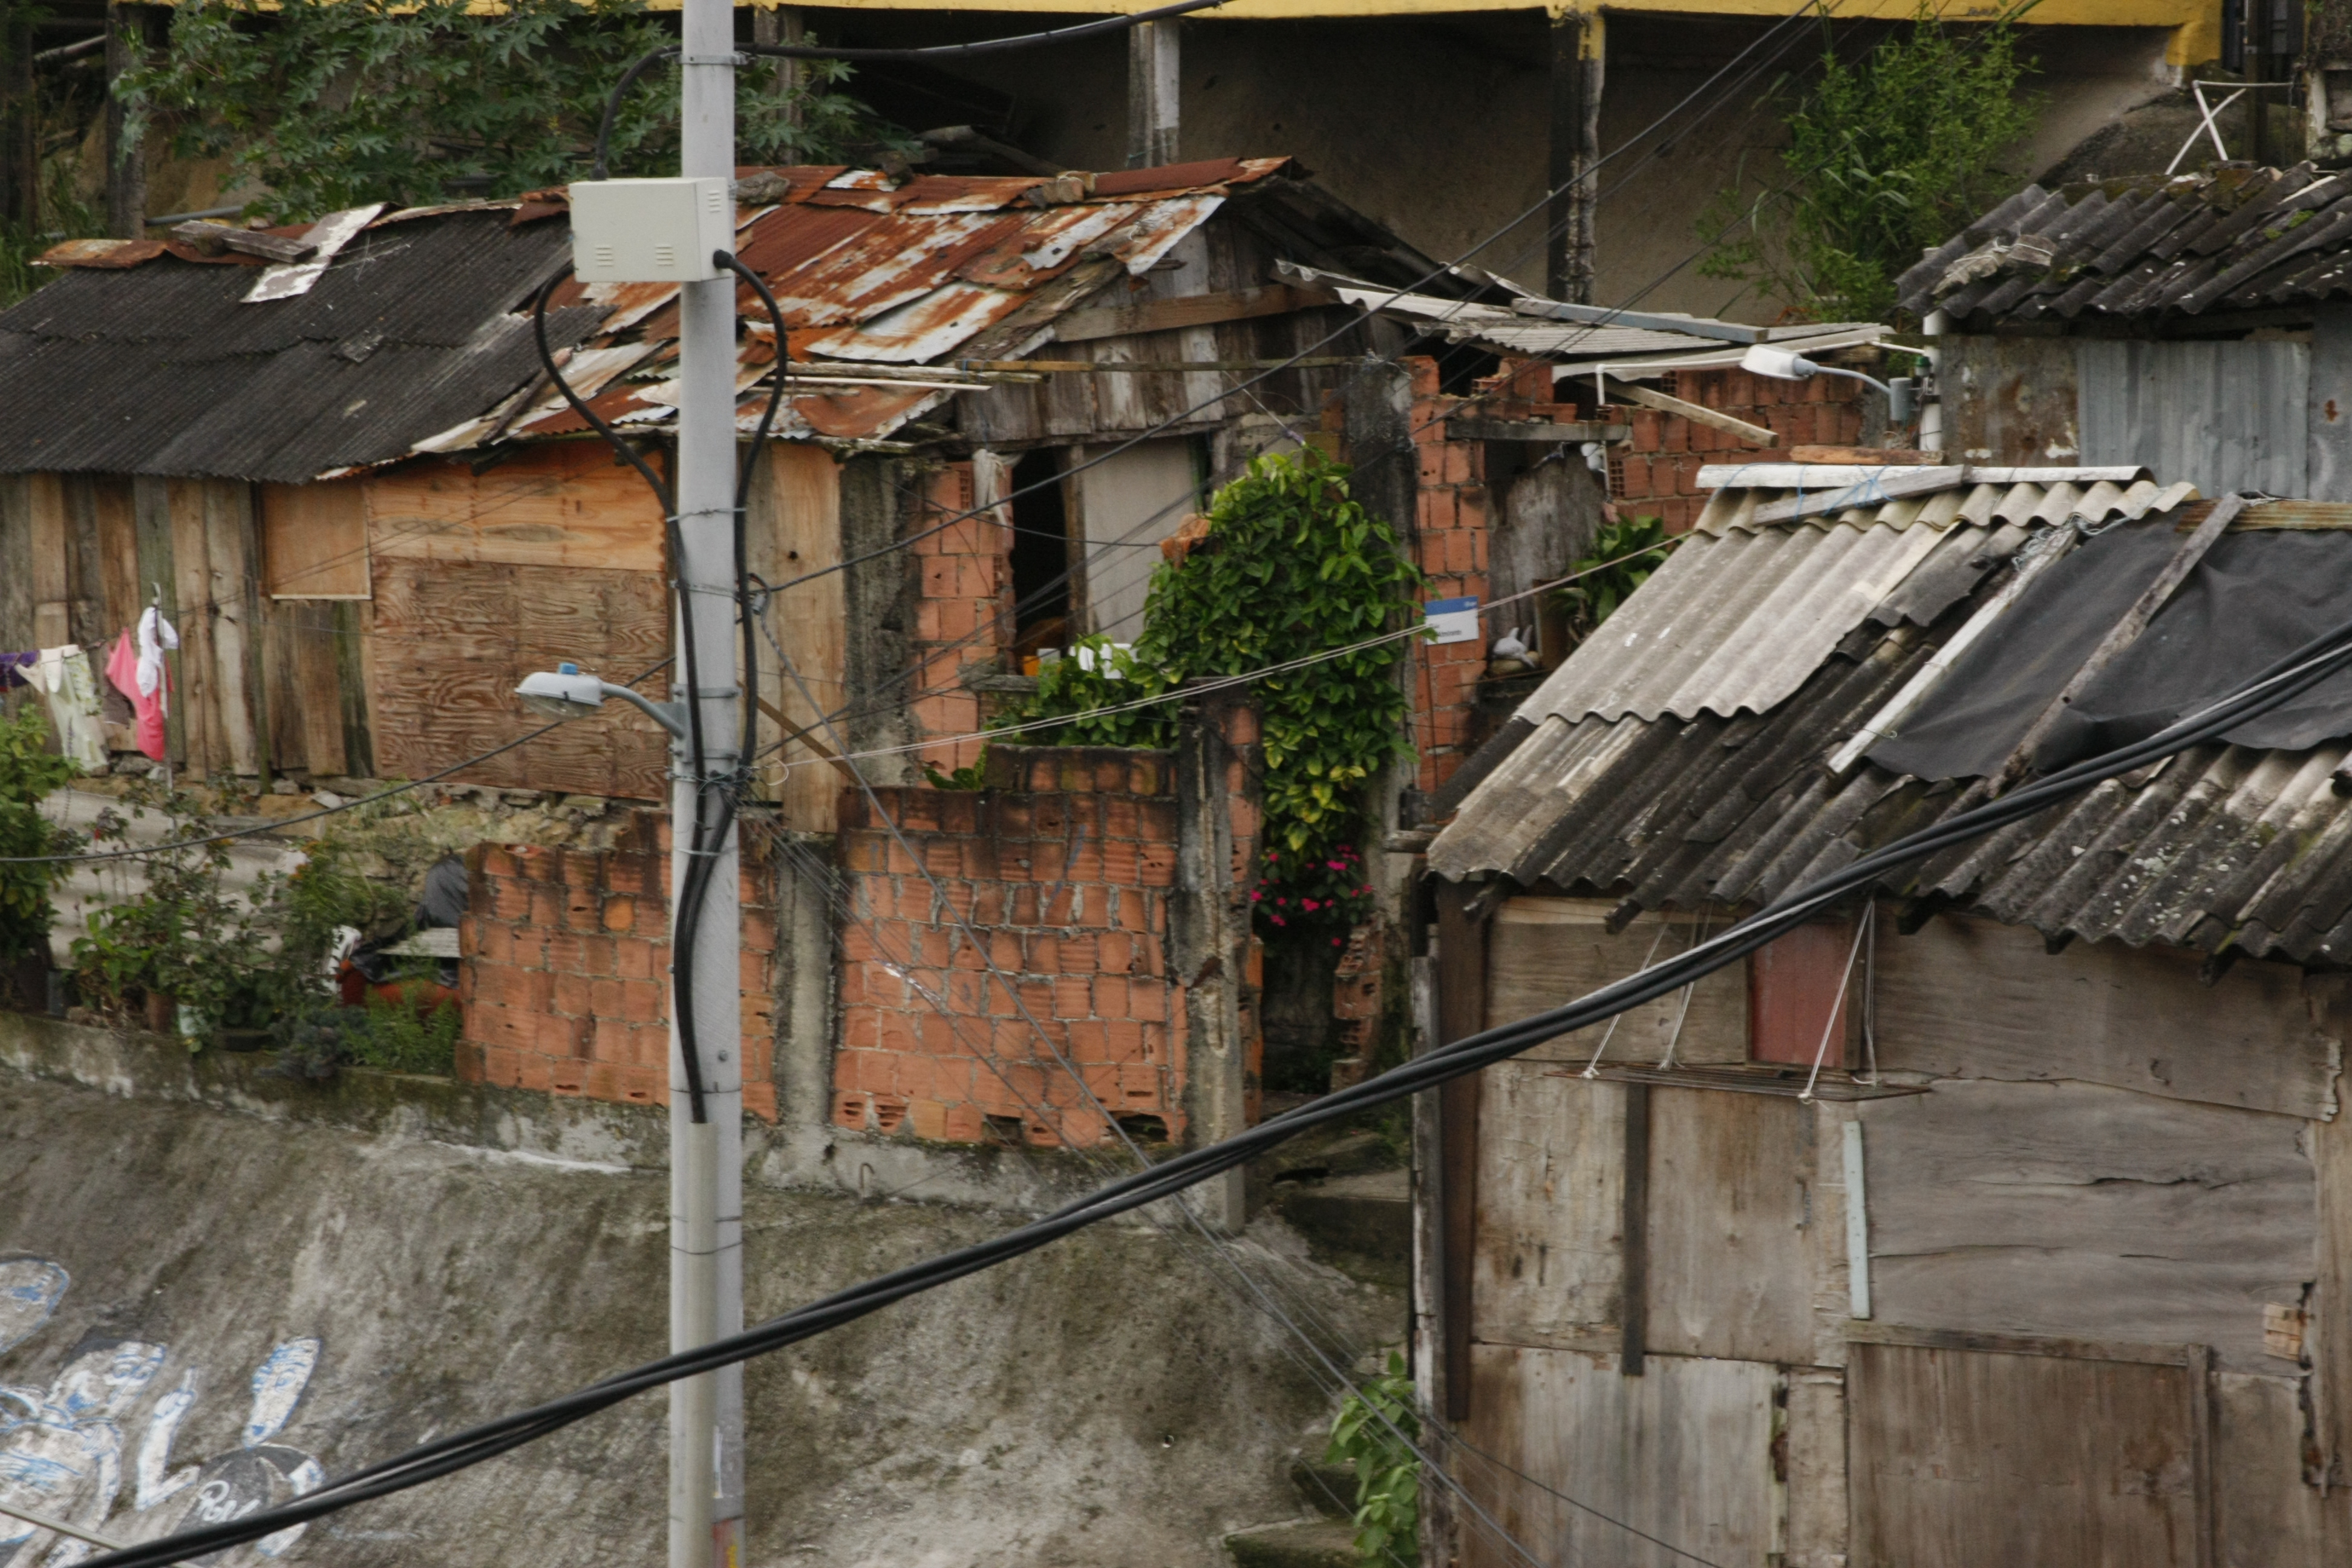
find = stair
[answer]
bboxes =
[1225,1518,1359,1568]
[1269,1166,1411,1287]
[1223,1457,1362,1567]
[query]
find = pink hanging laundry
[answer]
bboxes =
[104,629,169,761]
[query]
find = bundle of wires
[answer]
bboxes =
[80,595,2352,1567]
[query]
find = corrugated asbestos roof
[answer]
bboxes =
[1429,480,2352,965]
[1898,162,2352,324]
[2,157,1322,479]
[1514,466,2196,727]
[0,212,598,482]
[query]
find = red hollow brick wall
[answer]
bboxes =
[831,724,1262,1150]
[910,460,1011,780]
[1604,366,1867,532]
[455,811,779,1120]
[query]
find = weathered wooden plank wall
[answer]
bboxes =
[748,442,843,831]
[1471,1063,1621,1351]
[1856,1080,2314,1371]
[1486,897,1745,1065]
[1460,1344,1775,1568]
[1645,1087,1815,1364]
[1873,913,2339,1119]
[1848,1339,2202,1568]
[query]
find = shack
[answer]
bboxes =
[1415,462,2352,1565]
[0,157,1446,823]
[1903,160,2352,499]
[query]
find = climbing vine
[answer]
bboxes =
[996,449,1422,942]
[1328,1352,1422,1566]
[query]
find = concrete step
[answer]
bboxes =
[1226,1518,1359,1568]
[1272,1166,1410,1286]
[1291,1457,1359,1519]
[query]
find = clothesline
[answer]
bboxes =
[2,608,180,774]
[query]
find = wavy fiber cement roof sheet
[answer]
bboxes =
[1513,520,1959,726]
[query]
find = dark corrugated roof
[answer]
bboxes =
[1429,497,2352,966]
[0,211,596,482]
[1898,162,2352,324]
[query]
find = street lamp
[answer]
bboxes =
[1740,342,1916,426]
[516,662,687,736]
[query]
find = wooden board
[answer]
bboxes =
[28,471,68,649]
[1645,1085,1817,1364]
[750,442,844,831]
[1873,913,2338,1119]
[366,556,668,799]
[0,479,32,652]
[1848,1339,2203,1568]
[1857,1080,2316,1370]
[2314,1109,2352,1556]
[132,477,180,766]
[1048,283,1330,344]
[2215,1371,2324,1567]
[1786,1368,1849,1568]
[1471,1062,1622,1351]
[201,480,262,776]
[1751,920,1855,1068]
[1488,897,1746,1066]
[1460,1344,1776,1568]
[166,477,219,777]
[90,478,139,640]
[1437,878,1489,1421]
[364,445,666,573]
[261,480,371,598]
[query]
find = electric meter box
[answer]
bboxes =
[567,177,734,284]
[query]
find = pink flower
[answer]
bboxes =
[1270,915,1287,926]
[1331,938,1342,947]
[1325,861,1344,872]
[1249,890,1263,902]
[1357,886,1371,895]
[1301,898,1319,912]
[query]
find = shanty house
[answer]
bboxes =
[1902,160,2352,498]
[1413,462,2352,1565]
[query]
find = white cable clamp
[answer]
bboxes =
[679,52,750,66]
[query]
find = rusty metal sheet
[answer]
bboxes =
[765,211,1017,327]
[797,283,1027,363]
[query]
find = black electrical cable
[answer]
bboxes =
[531,268,714,1124]
[591,0,1227,178]
[81,590,2352,1568]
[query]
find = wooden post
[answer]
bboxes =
[1620,1080,1649,1375]
[1546,11,1604,305]
[1126,19,1179,170]
[1432,877,1489,1421]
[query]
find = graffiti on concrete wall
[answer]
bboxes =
[0,1256,322,1566]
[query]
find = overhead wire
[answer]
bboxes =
[78,597,2352,1568]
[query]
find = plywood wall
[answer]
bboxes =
[748,443,844,832]
[1486,897,1745,1067]
[361,447,671,800]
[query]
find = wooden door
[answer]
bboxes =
[1849,1336,2210,1568]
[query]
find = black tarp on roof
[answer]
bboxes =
[0,211,602,483]
[1869,522,2352,780]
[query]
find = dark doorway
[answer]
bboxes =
[1008,449,1073,665]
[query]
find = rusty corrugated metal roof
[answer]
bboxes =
[1429,495,2352,966]
[5,158,1314,477]
[1899,162,2352,324]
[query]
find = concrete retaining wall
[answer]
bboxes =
[0,1015,1394,1566]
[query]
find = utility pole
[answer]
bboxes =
[673,0,745,1561]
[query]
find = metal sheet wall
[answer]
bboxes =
[2077,339,2309,498]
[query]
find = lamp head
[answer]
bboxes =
[515,662,606,720]
[1739,344,1819,382]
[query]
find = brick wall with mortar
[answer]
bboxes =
[831,722,1263,1150]
[909,460,1011,780]
[455,809,780,1120]
[1603,365,1867,531]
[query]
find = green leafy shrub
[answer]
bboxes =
[120,0,886,223]
[1555,512,1671,642]
[1699,1,2040,321]
[997,449,1422,943]
[0,705,85,965]
[1327,1352,1421,1566]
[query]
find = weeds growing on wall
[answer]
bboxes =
[119,0,890,222]
[996,449,1423,944]
[1699,0,2040,321]
[1554,512,1670,644]
[1328,1352,1421,1566]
